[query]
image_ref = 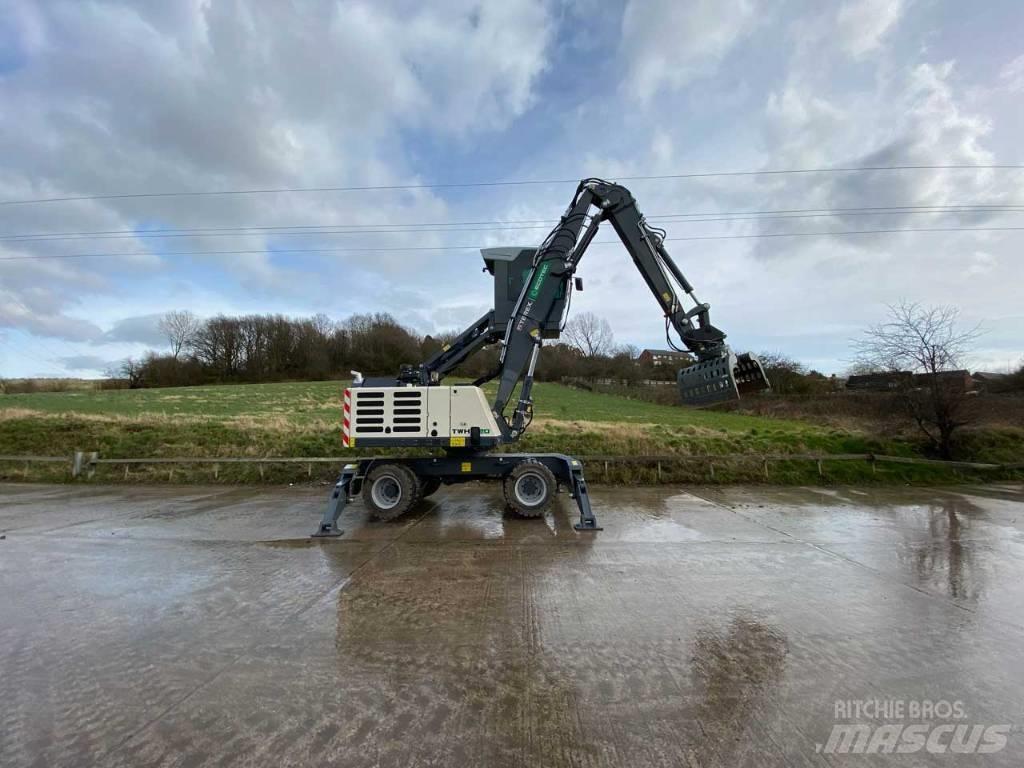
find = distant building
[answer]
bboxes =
[638,349,694,367]
[921,370,974,393]
[846,370,974,392]
[846,372,912,391]
[972,371,1018,393]
[972,371,1009,386]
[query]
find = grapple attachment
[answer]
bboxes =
[677,350,770,407]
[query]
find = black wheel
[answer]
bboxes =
[503,461,556,518]
[420,477,442,498]
[363,463,420,521]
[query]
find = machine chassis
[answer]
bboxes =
[313,452,600,537]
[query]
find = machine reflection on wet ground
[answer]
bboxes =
[1,481,1022,766]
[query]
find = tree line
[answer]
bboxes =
[114,310,681,388]
[112,304,1023,462]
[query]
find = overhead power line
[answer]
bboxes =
[2,225,1022,262]
[0,337,62,373]
[1,294,79,364]
[2,164,1022,206]
[3,204,1023,243]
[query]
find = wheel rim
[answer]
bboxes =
[514,471,546,507]
[370,474,402,510]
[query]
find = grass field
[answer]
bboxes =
[1,379,1021,485]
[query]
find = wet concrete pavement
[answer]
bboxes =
[1,482,1023,767]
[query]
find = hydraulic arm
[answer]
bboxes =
[349,178,769,448]
[425,178,767,438]
[491,178,770,436]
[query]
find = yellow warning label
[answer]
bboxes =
[348,438,355,447]
[449,436,466,447]
[461,462,472,473]
[662,291,672,303]
[442,343,451,351]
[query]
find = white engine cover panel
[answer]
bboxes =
[344,385,499,444]
[449,386,500,439]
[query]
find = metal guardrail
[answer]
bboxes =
[0,451,1021,480]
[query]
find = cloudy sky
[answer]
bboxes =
[1,0,1022,378]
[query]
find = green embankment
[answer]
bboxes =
[1,380,1021,485]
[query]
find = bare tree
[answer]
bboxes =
[845,360,885,376]
[107,357,144,388]
[158,310,200,360]
[1010,359,1024,392]
[563,311,615,357]
[615,343,640,360]
[853,302,982,459]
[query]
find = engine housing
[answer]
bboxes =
[342,385,502,449]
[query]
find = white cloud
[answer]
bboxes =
[99,314,166,347]
[964,250,996,277]
[757,60,1006,248]
[59,354,117,373]
[1,0,1021,377]
[0,0,555,364]
[619,0,757,102]
[836,0,904,58]
[1000,53,1024,93]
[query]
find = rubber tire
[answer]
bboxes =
[363,463,421,521]
[420,477,442,498]
[503,461,556,518]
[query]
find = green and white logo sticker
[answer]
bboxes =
[527,261,551,300]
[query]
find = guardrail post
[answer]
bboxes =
[817,459,823,477]
[72,451,98,479]
[763,459,770,480]
[709,461,715,480]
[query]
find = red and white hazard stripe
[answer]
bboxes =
[341,388,352,447]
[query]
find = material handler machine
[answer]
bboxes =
[314,178,768,536]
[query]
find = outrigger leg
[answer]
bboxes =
[567,458,601,531]
[313,463,359,537]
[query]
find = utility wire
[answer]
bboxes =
[1,294,80,364]
[3,204,1023,243]
[0,338,63,373]
[2,225,1022,262]
[2,164,1022,206]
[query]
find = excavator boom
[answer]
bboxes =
[489,178,769,434]
[348,178,769,446]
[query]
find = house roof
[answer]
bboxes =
[973,371,1009,380]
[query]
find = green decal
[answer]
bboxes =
[527,261,551,300]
